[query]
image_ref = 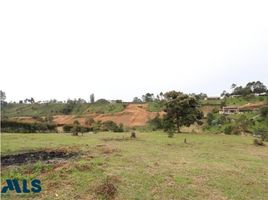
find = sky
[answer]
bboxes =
[0,0,268,102]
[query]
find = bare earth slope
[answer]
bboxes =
[52,104,162,127]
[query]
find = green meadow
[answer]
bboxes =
[1,132,268,200]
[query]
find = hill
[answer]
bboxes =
[2,96,267,129]
[6,104,163,128]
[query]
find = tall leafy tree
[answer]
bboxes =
[133,97,142,103]
[246,81,267,94]
[0,90,6,103]
[163,91,203,134]
[90,93,95,103]
[142,93,154,102]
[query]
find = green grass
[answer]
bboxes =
[2,103,68,117]
[225,96,267,106]
[2,102,125,118]
[201,99,222,106]
[1,132,268,200]
[147,102,165,112]
[85,103,125,114]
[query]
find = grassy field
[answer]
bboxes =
[1,132,268,200]
[1,102,125,117]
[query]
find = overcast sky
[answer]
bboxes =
[1,0,268,102]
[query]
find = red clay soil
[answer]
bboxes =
[52,104,163,127]
[94,104,163,127]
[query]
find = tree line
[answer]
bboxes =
[221,81,267,97]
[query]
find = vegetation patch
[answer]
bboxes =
[95,176,120,199]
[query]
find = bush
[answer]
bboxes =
[1,120,56,133]
[254,126,268,141]
[254,139,265,146]
[224,125,233,135]
[147,114,163,130]
[92,121,102,133]
[207,112,215,126]
[63,124,73,132]
[224,125,240,135]
[101,121,124,132]
[260,107,268,119]
[63,124,92,133]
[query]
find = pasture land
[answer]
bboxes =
[1,132,268,200]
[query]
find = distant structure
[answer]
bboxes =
[230,95,241,98]
[219,106,240,114]
[219,102,264,114]
[204,96,221,100]
[254,92,267,96]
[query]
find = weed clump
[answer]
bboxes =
[131,131,136,138]
[95,176,118,199]
[254,139,265,146]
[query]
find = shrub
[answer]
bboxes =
[254,139,265,146]
[224,125,233,135]
[101,121,124,132]
[224,125,240,135]
[63,124,73,132]
[92,121,102,133]
[63,124,92,133]
[207,112,215,126]
[260,107,268,119]
[1,120,56,133]
[254,126,268,141]
[148,114,163,130]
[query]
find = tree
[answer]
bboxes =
[0,90,6,104]
[192,93,207,100]
[163,91,203,133]
[221,90,229,97]
[231,83,237,89]
[90,93,95,103]
[30,97,35,104]
[133,97,142,103]
[162,115,176,137]
[246,81,267,94]
[72,120,80,136]
[230,81,267,96]
[142,93,154,102]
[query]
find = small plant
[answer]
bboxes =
[167,131,174,138]
[95,176,118,199]
[254,139,265,146]
[130,131,136,138]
